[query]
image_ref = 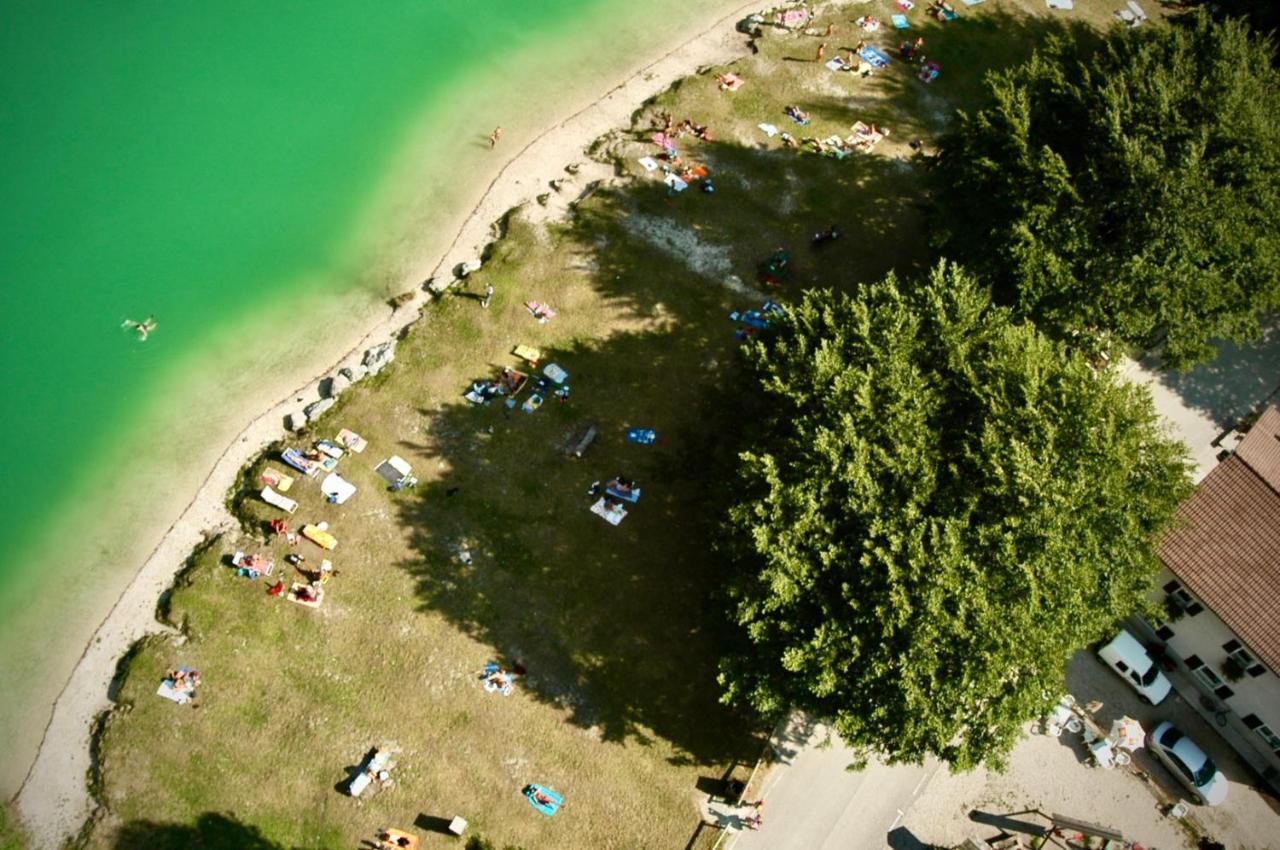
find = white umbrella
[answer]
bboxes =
[1109,716,1145,751]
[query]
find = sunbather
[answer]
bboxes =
[784,105,810,124]
[532,789,556,807]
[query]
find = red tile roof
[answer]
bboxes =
[1157,407,1280,673]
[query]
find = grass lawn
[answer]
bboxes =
[83,2,1173,848]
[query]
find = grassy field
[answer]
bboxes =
[83,2,1169,848]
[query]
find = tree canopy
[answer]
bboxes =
[718,264,1192,769]
[931,13,1280,368]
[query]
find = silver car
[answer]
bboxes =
[1148,721,1229,806]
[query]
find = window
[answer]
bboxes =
[1255,724,1280,752]
[1185,655,1204,670]
[1221,640,1268,678]
[1242,714,1263,730]
[1164,580,1203,616]
[1194,662,1231,698]
[1155,625,1175,641]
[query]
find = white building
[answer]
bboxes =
[1139,405,1280,791]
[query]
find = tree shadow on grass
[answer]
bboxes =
[111,812,292,850]
[382,6,1114,776]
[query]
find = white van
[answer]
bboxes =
[1098,629,1172,704]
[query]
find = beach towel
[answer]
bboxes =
[261,486,298,515]
[513,344,542,366]
[961,0,985,5]
[260,467,293,492]
[719,73,744,91]
[156,680,192,705]
[627,428,657,445]
[522,393,544,414]
[663,174,688,192]
[591,497,627,525]
[638,156,658,172]
[757,123,778,138]
[1046,0,1073,8]
[543,363,568,385]
[319,455,338,473]
[232,551,273,579]
[824,56,847,72]
[1125,0,1147,20]
[286,582,324,608]
[892,14,909,28]
[525,300,557,322]
[856,16,881,31]
[897,0,915,8]
[525,785,564,816]
[282,448,319,476]
[859,46,892,68]
[302,523,338,550]
[606,484,641,504]
[785,111,810,126]
[734,309,771,330]
[777,8,807,26]
[943,8,959,18]
[321,473,356,505]
[315,439,345,460]
[336,428,367,453]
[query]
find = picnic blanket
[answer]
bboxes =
[525,301,556,322]
[543,363,568,385]
[156,680,193,704]
[287,582,324,608]
[637,156,658,172]
[302,524,338,550]
[856,15,881,31]
[261,485,298,515]
[524,785,564,817]
[321,473,356,505]
[591,498,627,525]
[336,428,367,453]
[892,14,909,28]
[627,428,657,445]
[824,56,848,72]
[664,174,688,192]
[376,456,415,489]
[260,467,293,492]
[282,448,320,476]
[719,73,744,91]
[757,123,778,138]
[232,551,273,578]
[859,46,891,68]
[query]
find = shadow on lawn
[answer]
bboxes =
[384,7,1108,772]
[111,812,292,850]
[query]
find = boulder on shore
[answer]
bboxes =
[339,365,367,383]
[285,412,307,431]
[362,341,396,376]
[304,397,335,420]
[321,372,351,398]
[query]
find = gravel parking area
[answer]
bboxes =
[901,652,1280,849]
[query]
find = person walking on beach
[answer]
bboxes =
[815,42,826,62]
[481,283,493,309]
[489,125,502,148]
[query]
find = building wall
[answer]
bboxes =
[1138,567,1280,784]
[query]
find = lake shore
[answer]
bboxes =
[11,3,762,846]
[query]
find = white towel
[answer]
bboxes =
[758,123,778,138]
[638,156,658,172]
[663,174,688,192]
[1046,0,1074,9]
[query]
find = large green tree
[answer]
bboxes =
[718,264,1192,769]
[931,13,1280,368]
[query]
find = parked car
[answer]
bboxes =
[1148,721,1229,806]
[1097,629,1172,704]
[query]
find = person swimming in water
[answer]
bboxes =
[122,316,157,341]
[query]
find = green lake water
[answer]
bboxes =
[0,0,749,795]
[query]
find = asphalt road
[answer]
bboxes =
[729,715,939,850]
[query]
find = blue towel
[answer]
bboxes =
[859,46,891,68]
[892,14,909,27]
[525,785,563,816]
[627,428,657,445]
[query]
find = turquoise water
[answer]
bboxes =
[0,0,749,797]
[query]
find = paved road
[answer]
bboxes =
[726,715,939,850]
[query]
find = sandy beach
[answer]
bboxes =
[12,2,762,845]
